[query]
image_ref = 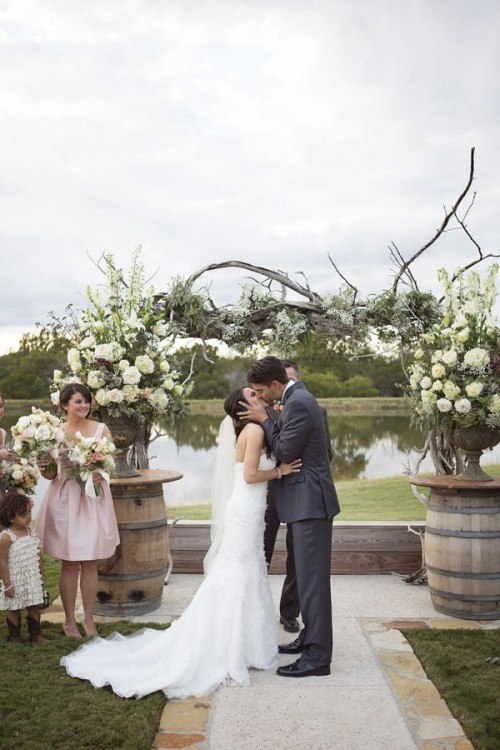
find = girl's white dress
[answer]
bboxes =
[0,528,44,610]
[61,455,278,699]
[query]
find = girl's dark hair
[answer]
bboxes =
[223,388,270,456]
[0,492,30,528]
[59,383,92,414]
[246,356,288,386]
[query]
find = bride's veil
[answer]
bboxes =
[203,414,236,574]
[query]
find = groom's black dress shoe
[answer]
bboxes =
[278,637,305,654]
[279,616,300,633]
[277,660,331,678]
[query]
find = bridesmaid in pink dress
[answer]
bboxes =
[35,384,119,638]
[0,392,14,507]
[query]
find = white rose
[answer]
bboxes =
[420,376,432,390]
[95,388,111,406]
[454,398,472,414]
[162,377,175,391]
[173,384,183,396]
[455,327,469,343]
[442,350,458,365]
[436,398,452,413]
[413,349,424,360]
[152,321,167,337]
[12,470,24,482]
[17,416,30,428]
[50,391,60,406]
[122,366,142,385]
[431,363,445,379]
[87,370,106,389]
[118,359,130,371]
[79,335,96,349]
[159,360,170,373]
[135,355,155,374]
[465,381,484,398]
[122,385,139,403]
[67,348,80,365]
[464,348,489,369]
[95,343,112,360]
[432,380,443,392]
[108,388,125,403]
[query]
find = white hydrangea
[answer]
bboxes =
[87,370,106,389]
[172,384,183,396]
[135,355,155,374]
[122,385,139,403]
[149,388,168,410]
[432,380,443,392]
[489,394,500,413]
[122,366,142,385]
[465,381,484,398]
[463,348,489,369]
[159,360,170,373]
[162,377,175,391]
[443,381,461,400]
[454,398,472,414]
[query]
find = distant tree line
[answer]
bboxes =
[0,331,403,400]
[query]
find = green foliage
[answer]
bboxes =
[0,334,68,399]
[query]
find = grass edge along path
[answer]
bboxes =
[0,620,169,750]
[402,628,500,750]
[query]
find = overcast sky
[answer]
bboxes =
[1,0,499,353]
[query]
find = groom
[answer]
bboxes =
[240,356,340,677]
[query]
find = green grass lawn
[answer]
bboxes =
[0,620,168,750]
[403,629,500,750]
[168,463,500,521]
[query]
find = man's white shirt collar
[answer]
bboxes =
[282,380,295,399]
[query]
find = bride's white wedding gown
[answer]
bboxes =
[60,455,278,699]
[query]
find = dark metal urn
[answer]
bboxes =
[453,424,500,482]
[100,409,142,478]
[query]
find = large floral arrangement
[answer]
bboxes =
[11,408,65,459]
[408,264,499,431]
[50,251,190,421]
[0,458,40,495]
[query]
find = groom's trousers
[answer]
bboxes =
[264,494,300,620]
[291,516,333,667]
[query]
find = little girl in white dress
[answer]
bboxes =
[0,492,47,644]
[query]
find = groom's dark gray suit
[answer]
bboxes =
[261,380,340,667]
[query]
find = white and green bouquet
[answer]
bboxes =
[66,432,116,497]
[0,458,40,495]
[11,408,65,461]
[49,251,190,422]
[408,264,499,431]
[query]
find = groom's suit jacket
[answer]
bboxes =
[262,380,340,524]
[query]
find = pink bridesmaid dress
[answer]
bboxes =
[35,423,120,560]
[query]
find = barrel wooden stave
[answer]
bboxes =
[96,479,170,616]
[425,485,500,620]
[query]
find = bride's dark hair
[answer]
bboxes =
[224,388,270,457]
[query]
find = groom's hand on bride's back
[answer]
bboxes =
[237,401,268,424]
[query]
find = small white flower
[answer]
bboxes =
[152,321,167,337]
[159,360,170,373]
[50,391,60,405]
[436,398,452,413]
[413,349,424,360]
[172,384,183,396]
[432,380,443,392]
[455,327,470,343]
[149,388,168,410]
[420,376,432,390]
[465,381,484,398]
[489,394,500,413]
[118,359,130,371]
[79,335,96,349]
[67,348,80,365]
[455,398,472,414]
[442,350,458,365]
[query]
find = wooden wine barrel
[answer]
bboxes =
[95,470,182,616]
[410,475,500,620]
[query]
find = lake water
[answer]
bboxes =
[4,412,500,511]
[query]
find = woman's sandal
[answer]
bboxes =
[62,623,82,638]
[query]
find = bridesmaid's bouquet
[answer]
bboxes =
[0,458,40,495]
[11,408,65,466]
[66,432,116,497]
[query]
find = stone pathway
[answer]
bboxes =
[43,575,499,749]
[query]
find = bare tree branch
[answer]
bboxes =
[327,253,358,303]
[392,147,476,293]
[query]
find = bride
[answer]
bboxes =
[60,386,301,699]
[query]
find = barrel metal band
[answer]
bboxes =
[431,602,500,620]
[427,564,500,580]
[98,565,169,581]
[429,586,500,602]
[428,504,499,515]
[118,518,168,530]
[426,526,500,538]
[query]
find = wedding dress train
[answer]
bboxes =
[60,455,278,699]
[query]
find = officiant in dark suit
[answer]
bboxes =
[264,360,333,634]
[241,356,340,678]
